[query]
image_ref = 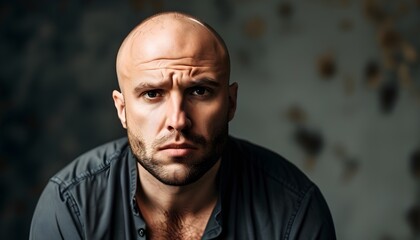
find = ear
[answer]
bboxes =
[112,90,127,129]
[228,82,238,122]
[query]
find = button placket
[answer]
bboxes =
[132,198,139,215]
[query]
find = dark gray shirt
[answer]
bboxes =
[30,136,336,239]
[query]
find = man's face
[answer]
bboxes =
[113,17,237,186]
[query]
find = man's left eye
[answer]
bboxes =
[191,87,209,96]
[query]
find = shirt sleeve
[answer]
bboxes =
[287,185,337,240]
[29,180,83,240]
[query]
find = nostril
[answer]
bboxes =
[166,112,191,131]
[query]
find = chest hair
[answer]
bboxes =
[147,210,208,240]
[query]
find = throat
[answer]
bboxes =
[135,160,221,239]
[135,181,219,240]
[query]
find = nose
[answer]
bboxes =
[165,94,191,132]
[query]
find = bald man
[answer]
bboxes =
[30,12,336,239]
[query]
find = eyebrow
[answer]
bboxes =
[133,78,221,94]
[132,80,168,95]
[134,82,162,91]
[190,78,220,87]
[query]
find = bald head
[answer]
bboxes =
[116,12,230,90]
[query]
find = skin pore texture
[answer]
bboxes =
[112,12,238,239]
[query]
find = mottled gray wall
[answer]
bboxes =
[1,0,419,239]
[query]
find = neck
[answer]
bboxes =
[136,160,220,218]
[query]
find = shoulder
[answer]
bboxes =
[228,136,313,196]
[225,137,336,238]
[50,137,130,191]
[30,137,132,239]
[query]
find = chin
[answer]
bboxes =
[154,169,199,186]
[140,156,219,186]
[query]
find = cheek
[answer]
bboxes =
[125,101,165,136]
[191,99,229,134]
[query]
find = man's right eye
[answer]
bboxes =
[143,90,163,100]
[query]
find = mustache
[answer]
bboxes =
[152,131,207,148]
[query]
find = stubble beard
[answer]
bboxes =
[127,124,228,186]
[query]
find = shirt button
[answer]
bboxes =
[138,228,145,237]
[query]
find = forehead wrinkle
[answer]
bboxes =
[135,65,225,85]
[133,60,221,72]
[133,57,217,65]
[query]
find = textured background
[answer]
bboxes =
[1,0,420,239]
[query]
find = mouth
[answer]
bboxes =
[159,142,197,150]
[158,143,197,157]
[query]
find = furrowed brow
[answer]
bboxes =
[132,78,221,95]
[190,78,221,87]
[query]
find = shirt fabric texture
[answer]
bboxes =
[30,136,336,239]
